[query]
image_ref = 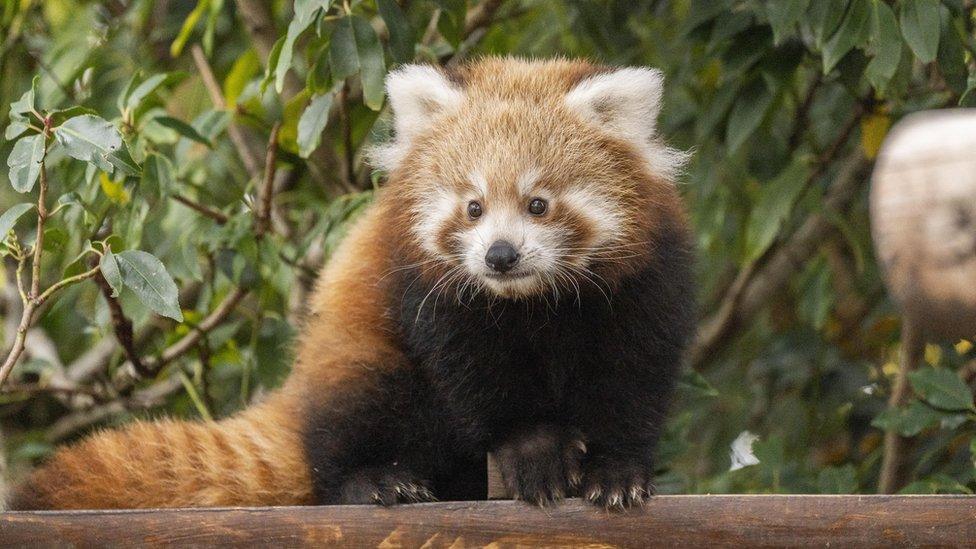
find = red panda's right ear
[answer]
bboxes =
[371,65,463,172]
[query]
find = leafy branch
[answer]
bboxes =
[1,121,104,387]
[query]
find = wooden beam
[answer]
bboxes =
[3,496,975,547]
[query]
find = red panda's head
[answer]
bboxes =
[376,58,688,300]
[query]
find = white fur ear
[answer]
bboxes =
[565,68,687,179]
[371,65,463,171]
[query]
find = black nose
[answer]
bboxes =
[485,240,520,273]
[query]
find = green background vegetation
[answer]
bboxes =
[2,0,976,496]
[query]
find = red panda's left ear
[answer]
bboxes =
[565,67,687,180]
[564,67,664,149]
[370,65,463,172]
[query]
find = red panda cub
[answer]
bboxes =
[10,58,695,510]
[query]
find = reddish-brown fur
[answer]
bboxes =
[9,58,688,509]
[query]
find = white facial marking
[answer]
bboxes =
[516,168,542,196]
[469,171,489,197]
[562,186,625,247]
[413,187,460,255]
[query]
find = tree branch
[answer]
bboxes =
[28,154,51,303]
[93,269,146,376]
[171,194,229,225]
[0,158,104,388]
[111,123,281,393]
[877,316,924,494]
[689,153,871,370]
[255,122,281,238]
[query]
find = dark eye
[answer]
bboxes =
[528,198,548,216]
[467,200,483,219]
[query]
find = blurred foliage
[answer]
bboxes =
[2,0,976,497]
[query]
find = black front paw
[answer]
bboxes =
[338,466,436,506]
[582,456,654,510]
[494,425,587,506]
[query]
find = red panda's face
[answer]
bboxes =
[376,60,686,300]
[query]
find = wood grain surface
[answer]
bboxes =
[3,495,976,547]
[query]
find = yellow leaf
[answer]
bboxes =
[956,339,973,355]
[42,0,72,29]
[861,113,891,159]
[99,172,130,205]
[924,344,942,366]
[223,50,260,106]
[882,361,899,377]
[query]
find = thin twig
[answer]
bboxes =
[112,124,281,392]
[256,122,281,238]
[94,269,146,376]
[29,158,49,302]
[113,287,248,393]
[171,194,229,224]
[689,104,868,371]
[191,44,263,180]
[877,317,924,494]
[689,153,871,370]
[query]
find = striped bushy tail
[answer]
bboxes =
[7,393,313,510]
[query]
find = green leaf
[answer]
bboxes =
[105,145,141,176]
[141,153,174,202]
[115,250,183,321]
[744,158,809,262]
[809,0,849,48]
[865,1,902,94]
[330,16,360,81]
[54,115,123,172]
[100,248,123,298]
[433,0,466,47]
[171,0,209,57]
[154,116,212,147]
[961,82,976,108]
[377,0,416,63]
[275,0,333,93]
[124,72,184,112]
[329,16,387,110]
[899,474,973,495]
[765,0,809,45]
[117,72,141,113]
[352,16,386,111]
[970,437,976,470]
[899,0,940,63]
[821,0,870,74]
[223,49,260,105]
[909,367,974,411]
[48,106,98,127]
[262,36,286,93]
[0,203,34,240]
[936,7,967,95]
[726,79,774,154]
[817,465,857,494]
[57,192,83,209]
[7,134,46,193]
[294,0,333,26]
[4,121,30,141]
[871,400,946,436]
[297,92,334,158]
[676,369,719,398]
[9,76,40,118]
